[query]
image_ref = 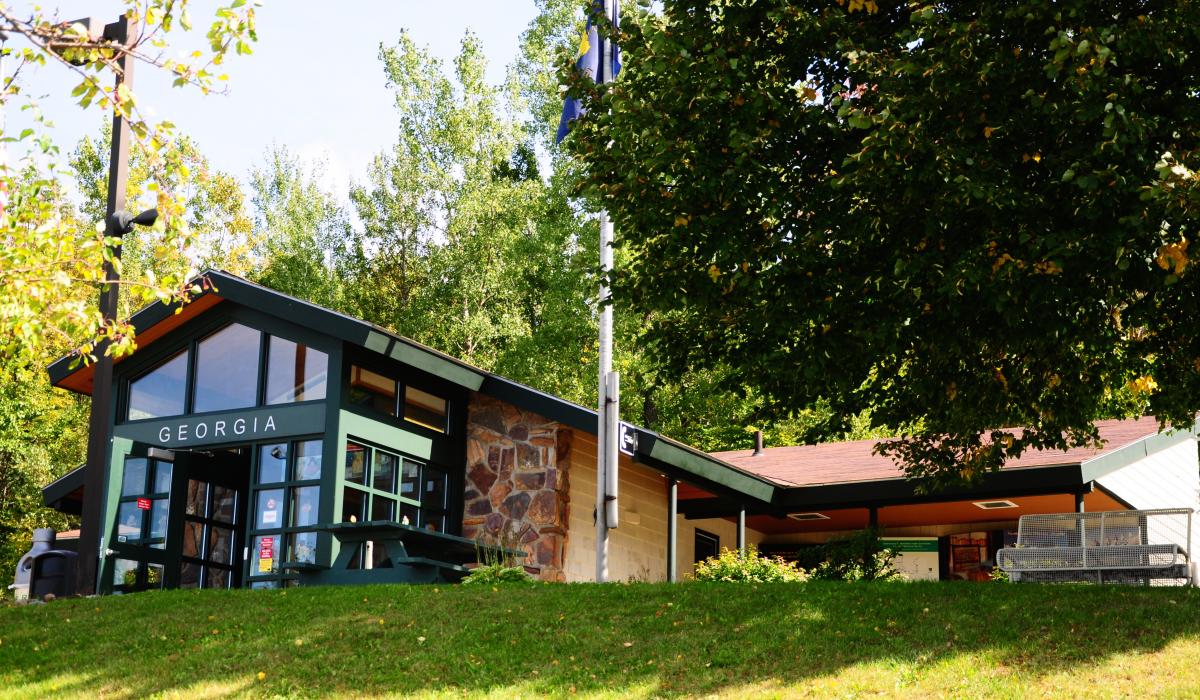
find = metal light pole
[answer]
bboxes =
[594,0,619,583]
[75,14,146,596]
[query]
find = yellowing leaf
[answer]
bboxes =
[1128,375,1159,396]
[1156,237,1189,275]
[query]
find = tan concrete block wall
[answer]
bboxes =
[564,430,671,582]
[562,429,766,582]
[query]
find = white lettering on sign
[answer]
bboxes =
[149,414,283,445]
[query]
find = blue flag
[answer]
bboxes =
[556,0,621,144]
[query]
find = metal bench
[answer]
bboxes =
[997,509,1194,585]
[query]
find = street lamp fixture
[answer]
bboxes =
[108,207,157,236]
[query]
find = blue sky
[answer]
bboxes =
[25,1,544,197]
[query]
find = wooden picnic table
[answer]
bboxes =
[285,521,523,586]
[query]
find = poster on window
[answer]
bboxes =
[949,532,990,581]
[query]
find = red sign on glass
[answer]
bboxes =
[136,497,152,510]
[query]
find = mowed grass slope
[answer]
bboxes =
[1,581,1199,699]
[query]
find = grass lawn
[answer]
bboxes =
[1,581,1199,698]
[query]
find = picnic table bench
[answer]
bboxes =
[997,509,1194,585]
[283,521,524,586]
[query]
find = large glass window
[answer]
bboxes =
[265,337,328,405]
[348,366,396,416]
[127,350,188,420]
[347,365,449,434]
[124,323,330,425]
[404,386,448,433]
[192,323,261,414]
[246,439,323,588]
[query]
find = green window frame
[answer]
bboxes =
[113,457,174,550]
[340,440,449,568]
[245,438,323,589]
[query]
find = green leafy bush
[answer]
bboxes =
[807,528,904,582]
[461,563,534,586]
[693,546,807,583]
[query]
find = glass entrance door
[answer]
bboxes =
[177,448,250,589]
[103,445,173,593]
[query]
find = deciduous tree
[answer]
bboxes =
[571,0,1200,481]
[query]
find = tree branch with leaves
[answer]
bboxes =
[0,0,259,366]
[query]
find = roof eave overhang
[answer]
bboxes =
[476,379,780,506]
[42,464,86,514]
[1079,420,1200,482]
[638,433,779,507]
[47,270,491,394]
[680,463,1088,519]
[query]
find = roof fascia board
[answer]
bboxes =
[46,289,205,386]
[1079,423,1198,483]
[636,453,775,508]
[49,270,489,393]
[775,464,1085,512]
[385,336,484,391]
[644,434,777,504]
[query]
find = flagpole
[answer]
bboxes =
[595,0,617,583]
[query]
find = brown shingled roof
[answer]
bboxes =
[710,417,1166,488]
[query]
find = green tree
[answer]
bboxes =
[247,147,345,310]
[0,360,87,589]
[0,1,260,590]
[345,30,598,398]
[571,0,1200,481]
[0,176,89,588]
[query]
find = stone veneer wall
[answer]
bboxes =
[462,394,571,581]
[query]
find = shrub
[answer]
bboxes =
[465,527,534,585]
[693,546,807,583]
[461,563,534,585]
[807,528,905,582]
